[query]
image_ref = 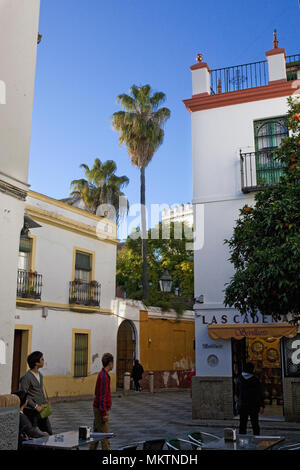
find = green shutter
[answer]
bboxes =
[74,333,88,377]
[254,117,288,185]
[19,237,32,253]
[75,252,91,271]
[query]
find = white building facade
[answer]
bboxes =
[0,0,40,396]
[184,38,300,420]
[13,190,127,396]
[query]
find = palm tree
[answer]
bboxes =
[112,84,170,300]
[70,158,129,221]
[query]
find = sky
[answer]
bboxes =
[29,0,300,224]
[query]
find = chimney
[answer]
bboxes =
[190,53,211,96]
[265,29,287,84]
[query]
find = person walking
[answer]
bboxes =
[19,351,53,435]
[131,359,144,392]
[91,353,113,450]
[236,362,264,436]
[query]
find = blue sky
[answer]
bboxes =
[29,0,299,216]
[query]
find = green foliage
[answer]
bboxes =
[112,85,171,169]
[224,97,300,319]
[117,222,194,314]
[70,158,129,220]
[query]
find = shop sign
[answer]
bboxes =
[201,313,290,325]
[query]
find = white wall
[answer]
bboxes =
[0,0,40,184]
[0,0,40,394]
[0,196,25,392]
[191,87,299,378]
[192,96,292,204]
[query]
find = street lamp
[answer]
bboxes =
[159,270,173,293]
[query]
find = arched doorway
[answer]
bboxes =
[117,320,136,388]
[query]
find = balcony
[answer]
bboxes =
[69,280,101,307]
[210,54,300,94]
[17,269,42,300]
[240,149,286,193]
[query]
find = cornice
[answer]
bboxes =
[183,80,299,113]
[25,204,119,245]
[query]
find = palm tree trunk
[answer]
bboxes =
[140,166,148,300]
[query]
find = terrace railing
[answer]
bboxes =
[240,149,286,193]
[210,54,300,94]
[210,60,268,94]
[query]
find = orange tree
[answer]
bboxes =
[224,97,300,320]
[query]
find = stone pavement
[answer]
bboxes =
[50,390,300,449]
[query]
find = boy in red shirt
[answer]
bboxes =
[91,353,113,450]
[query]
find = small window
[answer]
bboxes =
[74,333,88,377]
[75,251,92,282]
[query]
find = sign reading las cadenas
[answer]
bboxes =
[0,80,6,104]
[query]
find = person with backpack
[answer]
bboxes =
[236,362,265,435]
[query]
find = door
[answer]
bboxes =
[117,321,136,388]
[11,330,23,392]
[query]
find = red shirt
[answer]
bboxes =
[93,368,112,415]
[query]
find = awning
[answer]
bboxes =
[208,323,297,340]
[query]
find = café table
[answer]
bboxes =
[22,430,114,450]
[201,434,285,451]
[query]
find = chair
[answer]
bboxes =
[165,438,199,451]
[188,431,220,449]
[143,439,165,450]
[277,442,300,451]
[117,444,138,451]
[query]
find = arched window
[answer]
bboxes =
[254,117,288,185]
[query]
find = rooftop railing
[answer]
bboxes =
[210,54,300,94]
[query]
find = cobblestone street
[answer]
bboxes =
[50,390,300,449]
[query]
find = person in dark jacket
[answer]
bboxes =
[131,359,144,391]
[13,390,48,449]
[236,362,264,435]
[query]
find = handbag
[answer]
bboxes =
[39,384,52,419]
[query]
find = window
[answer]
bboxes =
[75,251,92,282]
[254,117,288,185]
[73,333,89,377]
[18,237,32,271]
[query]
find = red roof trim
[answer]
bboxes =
[183,80,299,113]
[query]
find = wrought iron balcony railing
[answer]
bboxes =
[17,269,42,300]
[240,149,286,193]
[69,280,101,307]
[210,54,300,94]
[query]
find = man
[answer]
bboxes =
[236,362,264,436]
[91,353,113,450]
[13,390,48,449]
[19,351,53,435]
[131,359,144,392]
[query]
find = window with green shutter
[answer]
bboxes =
[74,333,88,377]
[18,237,32,271]
[75,251,92,282]
[254,117,288,185]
